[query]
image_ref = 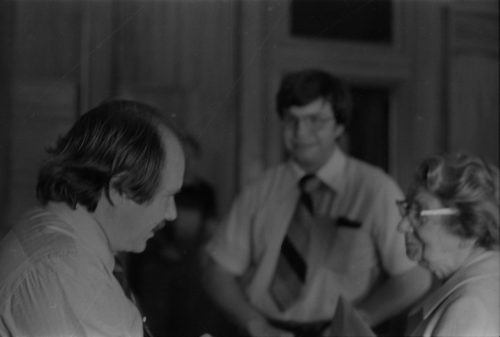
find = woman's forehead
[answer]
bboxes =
[410,188,443,208]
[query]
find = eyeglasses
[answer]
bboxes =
[396,200,458,226]
[282,114,333,131]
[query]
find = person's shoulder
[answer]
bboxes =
[242,162,290,190]
[13,208,78,262]
[461,253,500,294]
[458,251,500,284]
[346,156,399,191]
[442,256,499,325]
[347,156,390,178]
[235,162,293,206]
[461,275,500,300]
[0,210,81,300]
[436,293,499,336]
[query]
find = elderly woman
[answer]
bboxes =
[397,153,499,337]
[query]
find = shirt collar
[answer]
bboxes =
[45,202,115,274]
[290,147,347,193]
[413,250,499,320]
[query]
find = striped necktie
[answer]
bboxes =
[269,174,330,311]
[113,256,154,337]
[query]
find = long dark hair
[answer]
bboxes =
[36,99,167,212]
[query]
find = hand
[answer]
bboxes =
[247,319,294,337]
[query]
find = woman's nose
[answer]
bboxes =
[397,217,412,233]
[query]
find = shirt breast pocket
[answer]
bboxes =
[325,222,376,275]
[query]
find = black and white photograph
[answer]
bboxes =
[0,0,498,336]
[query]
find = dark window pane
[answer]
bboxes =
[290,0,393,43]
[347,87,389,171]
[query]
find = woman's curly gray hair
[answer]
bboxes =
[410,153,499,250]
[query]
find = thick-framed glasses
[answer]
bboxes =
[396,200,458,226]
[282,114,333,131]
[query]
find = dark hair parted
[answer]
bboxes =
[276,69,353,126]
[36,99,169,212]
[411,153,499,250]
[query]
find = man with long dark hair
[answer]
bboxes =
[0,99,185,336]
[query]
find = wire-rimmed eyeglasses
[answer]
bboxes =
[282,114,333,131]
[396,200,459,226]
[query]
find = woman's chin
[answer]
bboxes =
[405,243,422,262]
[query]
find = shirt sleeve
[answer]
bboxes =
[2,252,142,337]
[371,177,417,276]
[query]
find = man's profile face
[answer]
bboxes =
[110,129,185,253]
[282,98,344,173]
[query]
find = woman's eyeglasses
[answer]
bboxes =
[396,200,458,226]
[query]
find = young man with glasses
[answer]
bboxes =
[203,69,432,337]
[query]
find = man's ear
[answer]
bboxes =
[334,124,345,139]
[107,174,129,206]
[107,186,126,206]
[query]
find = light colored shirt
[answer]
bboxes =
[406,250,500,337]
[0,202,143,337]
[206,149,416,321]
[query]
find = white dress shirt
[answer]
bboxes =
[0,203,143,337]
[206,149,415,321]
